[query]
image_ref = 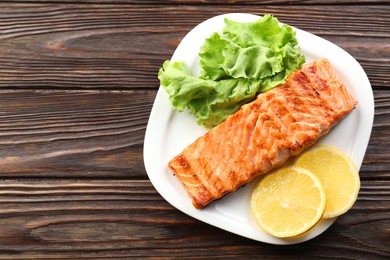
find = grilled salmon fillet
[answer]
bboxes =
[168,58,357,209]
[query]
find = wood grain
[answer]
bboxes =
[0,4,389,89]
[0,179,388,258]
[5,0,390,4]
[0,1,389,259]
[0,90,154,178]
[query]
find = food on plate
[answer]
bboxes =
[294,144,360,218]
[250,166,326,238]
[168,58,357,209]
[159,15,305,129]
[251,144,360,237]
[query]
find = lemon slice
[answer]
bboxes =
[295,144,360,218]
[251,166,326,238]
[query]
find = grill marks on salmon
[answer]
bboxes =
[168,58,357,209]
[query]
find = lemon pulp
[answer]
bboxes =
[295,144,360,218]
[251,166,326,238]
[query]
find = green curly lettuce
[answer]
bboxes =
[158,14,305,129]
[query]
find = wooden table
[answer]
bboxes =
[0,1,389,259]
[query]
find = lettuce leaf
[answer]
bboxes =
[199,32,230,80]
[158,14,305,129]
[159,60,261,128]
[222,15,297,48]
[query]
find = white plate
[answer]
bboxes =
[143,13,374,244]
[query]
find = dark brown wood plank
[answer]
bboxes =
[361,90,390,179]
[0,4,388,90]
[0,89,389,181]
[4,0,389,4]
[0,179,388,259]
[0,90,154,178]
